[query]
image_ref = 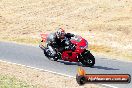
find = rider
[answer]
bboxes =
[46,28,75,59]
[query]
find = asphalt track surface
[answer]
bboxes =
[0,41,132,88]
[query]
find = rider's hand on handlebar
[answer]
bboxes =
[65,44,76,51]
[70,44,76,51]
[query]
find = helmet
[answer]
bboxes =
[56,28,65,39]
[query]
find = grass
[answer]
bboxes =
[0,0,131,61]
[0,75,35,88]
[0,37,40,45]
[89,44,132,61]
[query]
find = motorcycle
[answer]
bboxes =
[39,33,95,67]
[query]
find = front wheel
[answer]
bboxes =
[80,50,95,67]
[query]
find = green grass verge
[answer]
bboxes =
[0,75,36,88]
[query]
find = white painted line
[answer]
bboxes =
[0,60,75,78]
[102,84,118,88]
[0,60,118,88]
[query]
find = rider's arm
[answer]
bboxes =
[65,33,75,39]
[64,38,75,51]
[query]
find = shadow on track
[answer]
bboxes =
[57,60,81,66]
[91,65,119,70]
[57,61,119,70]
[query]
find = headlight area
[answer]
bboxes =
[80,40,88,49]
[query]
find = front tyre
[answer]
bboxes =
[80,50,95,67]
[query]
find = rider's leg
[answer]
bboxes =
[58,47,65,53]
[47,45,57,57]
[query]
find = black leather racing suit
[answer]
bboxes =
[46,33,75,57]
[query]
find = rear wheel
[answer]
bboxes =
[80,50,95,67]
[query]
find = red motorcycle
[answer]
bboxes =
[39,33,95,67]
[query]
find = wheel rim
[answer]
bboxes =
[87,59,93,64]
[83,58,94,66]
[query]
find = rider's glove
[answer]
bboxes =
[70,44,76,51]
[65,44,76,51]
[65,46,70,50]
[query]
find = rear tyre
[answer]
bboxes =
[80,50,95,67]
